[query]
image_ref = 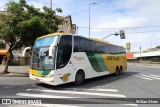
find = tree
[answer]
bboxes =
[0,0,62,74]
[155,46,160,49]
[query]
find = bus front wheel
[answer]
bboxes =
[74,70,85,85]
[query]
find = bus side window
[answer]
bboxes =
[104,44,111,54]
[86,40,95,53]
[96,42,105,53]
[57,49,64,67]
[74,37,86,52]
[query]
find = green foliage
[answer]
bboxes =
[0,0,62,50]
[155,46,160,49]
[0,0,63,72]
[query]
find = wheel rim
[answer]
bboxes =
[76,74,82,82]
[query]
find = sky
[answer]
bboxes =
[1,0,160,52]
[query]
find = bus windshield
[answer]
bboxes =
[34,36,58,48]
[31,36,58,70]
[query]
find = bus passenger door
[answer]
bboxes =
[55,35,74,84]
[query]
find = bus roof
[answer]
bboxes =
[90,38,109,44]
[91,38,123,48]
[37,32,73,39]
[75,35,109,44]
[37,32,125,48]
[76,35,123,48]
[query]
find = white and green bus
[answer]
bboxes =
[29,32,127,85]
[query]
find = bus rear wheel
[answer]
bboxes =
[115,67,120,76]
[120,66,123,72]
[74,70,85,85]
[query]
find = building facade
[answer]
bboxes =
[126,49,160,63]
[58,15,77,34]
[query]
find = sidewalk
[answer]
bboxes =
[0,65,29,77]
[128,62,160,68]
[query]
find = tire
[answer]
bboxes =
[115,67,120,76]
[120,66,123,72]
[74,70,85,85]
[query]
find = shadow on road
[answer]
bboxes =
[35,71,139,90]
[0,84,37,97]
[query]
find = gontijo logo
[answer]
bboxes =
[60,73,71,82]
[107,56,119,60]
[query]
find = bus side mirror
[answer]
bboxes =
[49,36,58,57]
[49,44,57,57]
[49,46,53,57]
[22,47,31,57]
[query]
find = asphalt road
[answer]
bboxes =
[0,63,160,107]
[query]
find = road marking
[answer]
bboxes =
[33,104,81,107]
[134,75,153,80]
[17,94,129,105]
[151,75,160,78]
[140,74,160,80]
[27,89,126,98]
[41,104,137,107]
[66,88,119,92]
[16,93,137,106]
[16,93,79,98]
[121,104,138,106]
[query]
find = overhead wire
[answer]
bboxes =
[78,26,160,29]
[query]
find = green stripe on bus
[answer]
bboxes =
[95,54,108,71]
[86,53,102,72]
[86,53,108,72]
[38,70,51,76]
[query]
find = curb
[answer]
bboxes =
[127,63,160,68]
[0,73,29,77]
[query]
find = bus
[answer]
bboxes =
[29,32,127,85]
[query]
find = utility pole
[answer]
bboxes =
[50,0,52,10]
[89,3,96,38]
[76,26,78,34]
[89,4,90,38]
[140,45,142,63]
